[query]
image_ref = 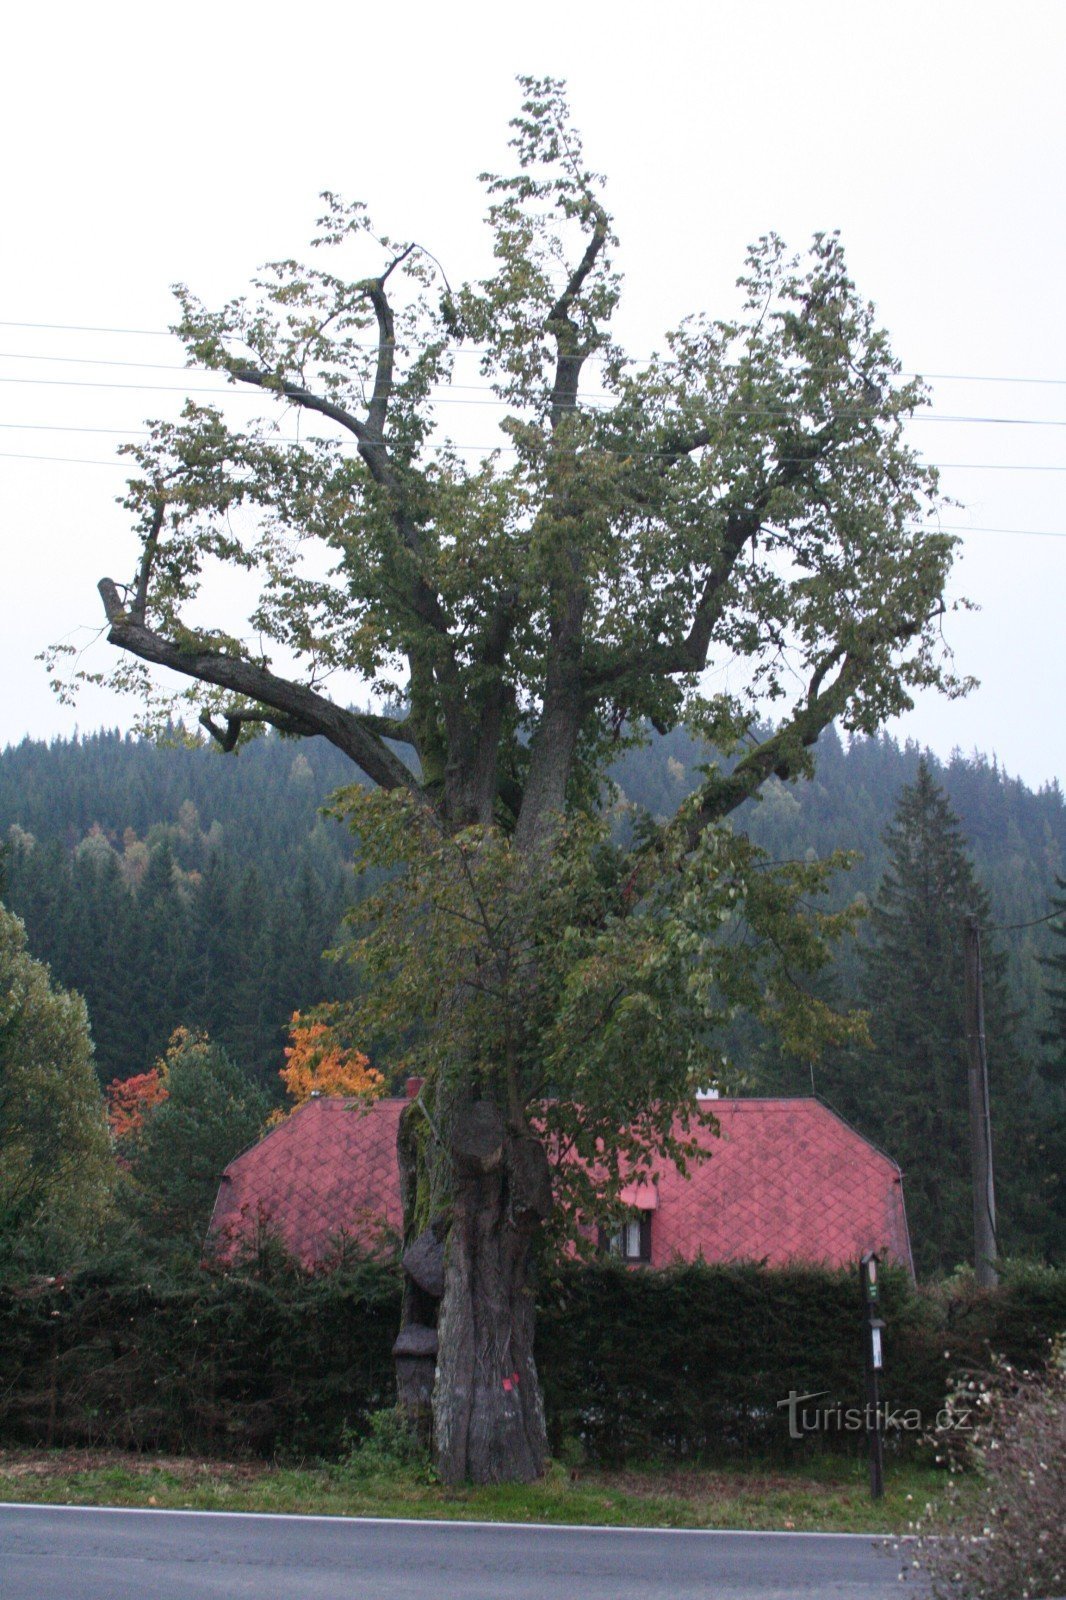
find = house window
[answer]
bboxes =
[605,1214,652,1263]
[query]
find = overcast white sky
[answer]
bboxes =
[1,0,1063,788]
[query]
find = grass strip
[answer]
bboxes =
[0,1449,966,1534]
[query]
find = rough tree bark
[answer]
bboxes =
[394,1091,553,1483]
[432,1104,553,1484]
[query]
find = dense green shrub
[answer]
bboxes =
[1,1255,1062,1464]
[121,1031,271,1259]
[0,1244,401,1457]
[538,1261,920,1462]
[0,904,115,1273]
[537,1261,1066,1463]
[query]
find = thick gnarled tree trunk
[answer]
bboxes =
[435,1106,552,1484]
[396,1097,553,1484]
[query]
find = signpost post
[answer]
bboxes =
[860,1252,885,1500]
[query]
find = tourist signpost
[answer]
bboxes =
[860,1252,885,1499]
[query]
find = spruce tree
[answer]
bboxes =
[860,759,1020,1276]
[123,1030,269,1258]
[135,839,193,1066]
[1028,881,1066,1260]
[74,847,138,1085]
[186,850,237,1044]
[221,866,274,1078]
[1039,878,1066,1087]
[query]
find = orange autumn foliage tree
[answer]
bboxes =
[107,1068,168,1140]
[274,1012,383,1120]
[107,1029,212,1141]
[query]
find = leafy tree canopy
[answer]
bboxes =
[274,1010,383,1120]
[54,78,964,832]
[0,902,114,1274]
[106,1066,168,1140]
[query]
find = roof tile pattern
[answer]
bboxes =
[210,1097,404,1265]
[209,1096,912,1275]
[649,1099,912,1273]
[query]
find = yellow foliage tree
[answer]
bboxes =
[274,1012,383,1121]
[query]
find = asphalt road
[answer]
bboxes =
[0,1504,916,1599]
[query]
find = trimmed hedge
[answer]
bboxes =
[539,1261,1066,1462]
[0,1250,401,1458]
[1,1256,1062,1462]
[540,1260,920,1462]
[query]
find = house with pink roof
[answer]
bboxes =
[209,1091,914,1276]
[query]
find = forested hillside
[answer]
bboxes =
[615,725,1064,1054]
[2,725,1063,1088]
[1,732,360,1087]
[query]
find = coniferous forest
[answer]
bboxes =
[2,723,1064,1272]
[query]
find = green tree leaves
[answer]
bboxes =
[50,78,966,845]
[0,903,114,1271]
[121,1029,269,1257]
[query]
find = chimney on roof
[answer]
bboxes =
[405,1076,424,1100]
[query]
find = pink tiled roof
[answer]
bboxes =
[209,1095,913,1275]
[647,1098,913,1273]
[210,1096,405,1265]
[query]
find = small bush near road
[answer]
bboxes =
[898,1347,1065,1599]
[334,1408,436,1483]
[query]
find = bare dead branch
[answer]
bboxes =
[132,500,165,623]
[199,708,319,751]
[98,577,419,794]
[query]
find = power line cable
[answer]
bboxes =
[0,351,191,373]
[0,450,122,467]
[4,447,1066,535]
[940,526,1066,539]
[0,422,153,436]
[1,319,1066,389]
[6,425,1066,502]
[3,373,1066,454]
[984,908,1063,932]
[0,320,176,336]
[3,403,1066,438]
[4,359,1066,420]
[4,360,1066,427]
[1,441,1063,474]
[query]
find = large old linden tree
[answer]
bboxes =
[64,80,965,1483]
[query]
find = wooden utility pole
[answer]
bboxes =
[964,917,998,1287]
